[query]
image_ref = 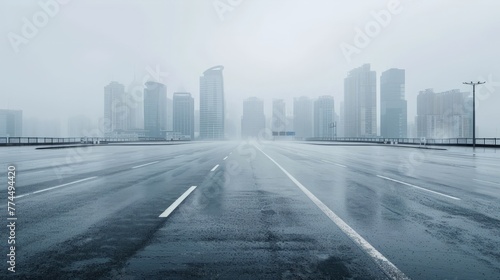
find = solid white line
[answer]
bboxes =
[377,175,460,200]
[473,179,500,186]
[254,145,409,280]
[211,164,219,172]
[16,176,98,198]
[159,186,197,218]
[223,156,228,160]
[132,161,159,169]
[321,159,347,168]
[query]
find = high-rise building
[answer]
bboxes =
[0,109,22,137]
[338,101,345,137]
[416,89,472,138]
[144,81,167,137]
[241,97,266,138]
[200,66,225,140]
[104,81,129,134]
[167,97,173,131]
[173,92,194,140]
[344,64,377,137]
[381,68,407,138]
[272,99,287,133]
[293,96,313,139]
[194,110,200,138]
[314,96,335,138]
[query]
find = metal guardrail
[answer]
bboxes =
[0,136,171,146]
[305,137,500,147]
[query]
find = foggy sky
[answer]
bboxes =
[1,0,499,137]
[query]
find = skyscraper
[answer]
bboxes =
[144,81,167,137]
[200,66,225,140]
[338,101,345,137]
[272,99,287,134]
[381,68,407,138]
[293,96,313,139]
[0,109,22,137]
[167,97,173,131]
[104,81,128,134]
[173,92,194,140]
[416,89,472,138]
[241,97,266,138]
[314,96,335,138]
[344,64,377,137]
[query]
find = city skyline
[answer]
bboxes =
[1,1,499,137]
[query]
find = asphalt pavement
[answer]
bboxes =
[1,141,499,279]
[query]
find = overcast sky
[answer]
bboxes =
[1,0,499,136]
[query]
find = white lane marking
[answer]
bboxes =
[377,175,460,201]
[16,177,98,198]
[321,159,347,168]
[255,145,409,280]
[223,156,228,160]
[211,164,219,172]
[132,161,159,169]
[159,186,197,218]
[473,179,500,186]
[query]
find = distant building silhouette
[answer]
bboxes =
[173,92,194,140]
[23,117,61,137]
[104,82,129,135]
[67,115,93,137]
[144,81,167,137]
[167,97,173,131]
[344,64,377,137]
[0,109,22,137]
[241,97,266,138]
[314,96,335,138]
[293,96,313,139]
[416,89,472,138]
[194,110,200,138]
[272,99,287,134]
[380,68,407,138]
[200,66,225,140]
[338,101,345,137]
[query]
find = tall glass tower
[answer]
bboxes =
[380,68,407,138]
[143,81,167,137]
[200,66,225,140]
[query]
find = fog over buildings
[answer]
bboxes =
[1,1,499,138]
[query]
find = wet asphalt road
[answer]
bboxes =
[1,141,500,279]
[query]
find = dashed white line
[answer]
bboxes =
[321,159,347,168]
[132,161,159,169]
[16,176,98,199]
[159,186,197,218]
[473,179,500,186]
[211,164,219,172]
[377,175,460,200]
[255,145,409,280]
[223,156,228,160]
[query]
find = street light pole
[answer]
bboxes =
[463,81,486,150]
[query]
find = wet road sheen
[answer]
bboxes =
[1,141,499,279]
